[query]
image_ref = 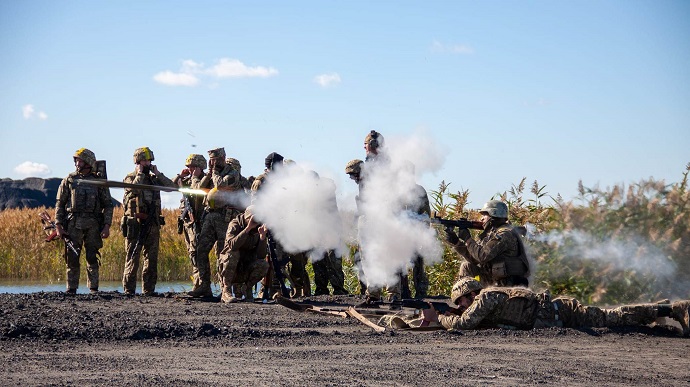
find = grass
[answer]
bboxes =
[2,163,688,304]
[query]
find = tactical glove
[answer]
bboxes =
[457,228,472,243]
[444,228,460,245]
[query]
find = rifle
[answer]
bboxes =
[425,215,484,230]
[127,204,156,263]
[178,195,196,234]
[39,211,80,257]
[265,230,291,299]
[391,299,460,315]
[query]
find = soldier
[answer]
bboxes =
[217,206,270,303]
[399,162,430,299]
[345,159,367,295]
[419,277,690,336]
[173,154,207,283]
[444,200,530,287]
[55,148,114,294]
[227,157,254,193]
[188,148,246,298]
[121,147,176,296]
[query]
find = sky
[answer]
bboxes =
[1,1,689,210]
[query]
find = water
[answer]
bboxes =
[0,280,222,295]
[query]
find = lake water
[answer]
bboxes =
[0,280,222,295]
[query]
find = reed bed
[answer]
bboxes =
[1,163,688,303]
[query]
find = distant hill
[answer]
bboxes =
[0,177,120,211]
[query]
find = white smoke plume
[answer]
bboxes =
[533,229,677,277]
[252,163,345,260]
[356,131,447,288]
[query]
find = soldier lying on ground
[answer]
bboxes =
[408,277,690,336]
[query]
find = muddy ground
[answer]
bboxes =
[0,291,688,386]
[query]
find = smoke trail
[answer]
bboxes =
[251,163,345,260]
[533,229,677,277]
[356,130,447,288]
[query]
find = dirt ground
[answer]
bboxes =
[0,291,688,386]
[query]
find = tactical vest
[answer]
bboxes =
[484,287,539,330]
[123,172,162,218]
[487,225,530,280]
[66,173,102,214]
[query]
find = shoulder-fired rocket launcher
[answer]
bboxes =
[74,179,209,196]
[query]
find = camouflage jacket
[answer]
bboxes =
[454,224,530,279]
[174,172,207,224]
[122,170,175,220]
[55,171,114,227]
[220,212,267,262]
[438,287,540,331]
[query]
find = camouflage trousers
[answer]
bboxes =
[194,210,237,291]
[221,254,269,299]
[400,255,428,299]
[288,252,311,297]
[123,225,160,294]
[553,297,659,328]
[65,216,103,291]
[313,250,347,296]
[181,221,200,269]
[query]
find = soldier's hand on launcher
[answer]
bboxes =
[457,228,471,243]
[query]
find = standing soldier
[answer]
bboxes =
[173,154,207,285]
[400,161,430,299]
[121,147,176,296]
[444,200,530,287]
[55,148,114,294]
[188,147,245,298]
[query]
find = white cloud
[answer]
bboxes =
[206,58,278,78]
[431,40,474,54]
[22,105,34,119]
[153,58,278,87]
[22,104,49,120]
[314,73,341,88]
[153,71,200,86]
[14,161,52,177]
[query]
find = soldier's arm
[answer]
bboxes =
[224,218,260,252]
[99,184,114,227]
[438,292,505,330]
[54,177,71,225]
[153,172,176,188]
[464,229,513,265]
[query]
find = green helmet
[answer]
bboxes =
[479,200,508,218]
[133,147,155,164]
[73,148,96,168]
[345,159,363,175]
[208,147,226,159]
[451,277,483,305]
[226,157,241,172]
[185,154,207,169]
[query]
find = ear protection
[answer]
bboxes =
[369,130,380,148]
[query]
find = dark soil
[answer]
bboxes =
[0,291,688,386]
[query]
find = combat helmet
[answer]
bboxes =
[185,154,207,169]
[451,277,484,305]
[208,147,226,159]
[133,147,155,164]
[73,148,96,168]
[479,200,508,218]
[364,130,384,149]
[345,159,364,175]
[265,152,284,170]
[226,158,241,172]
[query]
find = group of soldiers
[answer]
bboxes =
[53,133,689,337]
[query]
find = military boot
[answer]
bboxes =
[221,289,238,304]
[671,300,690,337]
[188,286,213,298]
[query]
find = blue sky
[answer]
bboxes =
[1,1,688,209]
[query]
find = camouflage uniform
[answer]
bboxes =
[451,223,530,287]
[439,286,675,332]
[121,147,176,295]
[173,154,207,275]
[55,148,114,293]
[400,183,431,299]
[313,250,347,296]
[191,148,246,296]
[217,209,270,303]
